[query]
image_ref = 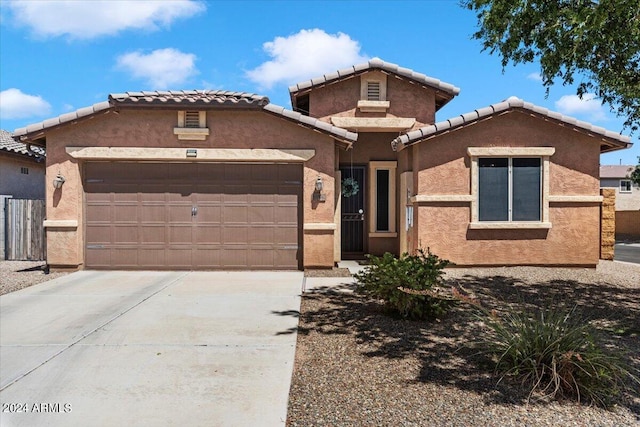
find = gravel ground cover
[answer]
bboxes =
[287,261,640,426]
[0,260,70,295]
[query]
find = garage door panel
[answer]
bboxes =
[249,248,276,267]
[194,226,221,244]
[195,205,221,223]
[248,206,275,223]
[114,226,139,243]
[278,164,302,181]
[223,206,248,223]
[195,188,223,201]
[112,190,139,201]
[112,248,139,267]
[223,226,248,244]
[168,206,193,222]
[275,206,298,224]
[275,249,300,268]
[86,225,111,244]
[86,204,111,221]
[220,247,248,268]
[114,205,138,222]
[224,187,250,201]
[275,227,299,244]
[85,162,302,270]
[169,225,193,244]
[193,248,221,267]
[141,225,165,244]
[167,247,193,267]
[249,227,275,243]
[137,249,166,267]
[141,205,166,222]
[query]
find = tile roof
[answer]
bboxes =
[13,91,357,145]
[108,90,270,107]
[392,96,633,152]
[0,129,45,158]
[289,58,461,97]
[600,165,635,178]
[263,104,357,144]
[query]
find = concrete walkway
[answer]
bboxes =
[0,271,302,427]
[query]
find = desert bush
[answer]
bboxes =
[480,306,638,406]
[354,249,453,320]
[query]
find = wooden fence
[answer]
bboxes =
[616,210,640,238]
[4,198,46,260]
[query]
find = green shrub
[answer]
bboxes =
[354,248,453,320]
[481,306,638,406]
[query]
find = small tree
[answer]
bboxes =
[629,157,640,186]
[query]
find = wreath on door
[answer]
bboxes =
[342,177,359,198]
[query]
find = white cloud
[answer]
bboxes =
[246,29,369,89]
[527,72,542,82]
[555,93,608,121]
[6,0,205,39]
[116,48,198,89]
[0,88,51,120]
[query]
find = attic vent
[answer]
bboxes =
[185,111,201,128]
[367,81,381,101]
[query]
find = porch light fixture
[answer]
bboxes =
[52,173,66,189]
[313,176,326,202]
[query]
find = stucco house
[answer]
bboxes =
[13,59,631,270]
[1,129,45,199]
[600,165,640,211]
[600,164,640,238]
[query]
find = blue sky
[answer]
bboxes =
[0,0,637,165]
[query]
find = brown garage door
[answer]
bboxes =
[84,162,302,270]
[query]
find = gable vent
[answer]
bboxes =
[185,111,201,128]
[367,81,381,101]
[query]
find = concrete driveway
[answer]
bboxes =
[615,242,640,264]
[0,271,302,427]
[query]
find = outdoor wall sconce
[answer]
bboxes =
[313,176,326,202]
[52,173,66,189]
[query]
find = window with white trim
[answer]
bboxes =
[478,157,541,221]
[468,147,554,229]
[620,179,632,193]
[369,161,397,236]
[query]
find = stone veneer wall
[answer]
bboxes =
[600,189,616,260]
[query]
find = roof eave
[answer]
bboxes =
[393,104,632,153]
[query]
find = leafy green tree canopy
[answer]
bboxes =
[462,0,640,133]
[630,157,640,185]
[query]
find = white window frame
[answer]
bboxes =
[620,179,632,193]
[174,110,210,140]
[369,161,397,237]
[468,147,554,229]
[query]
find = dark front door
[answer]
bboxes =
[340,165,365,256]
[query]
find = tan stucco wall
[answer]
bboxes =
[44,109,338,269]
[308,72,436,127]
[418,204,600,266]
[410,111,602,266]
[0,154,45,199]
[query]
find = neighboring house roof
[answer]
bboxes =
[391,96,632,153]
[600,165,635,179]
[0,129,45,159]
[13,91,358,146]
[289,58,460,110]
